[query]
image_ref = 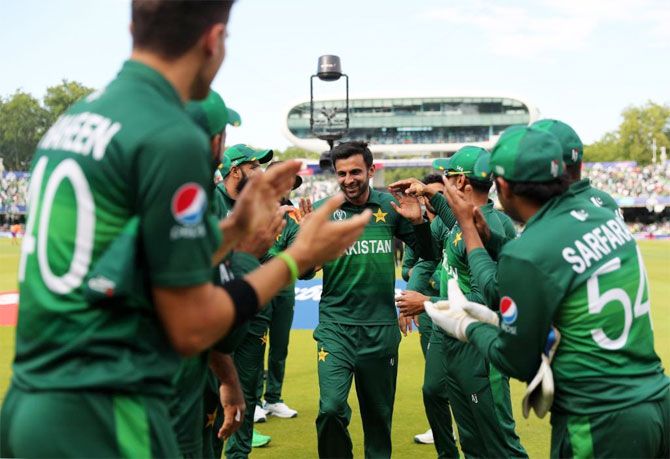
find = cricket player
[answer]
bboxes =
[313,141,435,458]
[0,2,371,456]
[211,143,279,458]
[169,90,247,459]
[530,119,621,217]
[396,147,526,458]
[428,127,670,458]
[397,172,448,446]
[255,163,306,420]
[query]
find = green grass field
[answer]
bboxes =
[0,238,668,457]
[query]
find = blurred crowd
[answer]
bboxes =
[583,161,670,200]
[3,161,670,225]
[0,172,29,213]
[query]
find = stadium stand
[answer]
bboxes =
[2,161,670,237]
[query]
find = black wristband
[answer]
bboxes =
[221,278,259,328]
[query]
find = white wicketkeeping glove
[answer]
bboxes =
[462,301,499,326]
[424,300,476,342]
[521,327,561,419]
[447,279,499,326]
[425,279,502,341]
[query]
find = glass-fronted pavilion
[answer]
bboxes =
[283,95,540,154]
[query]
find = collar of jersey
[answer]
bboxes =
[523,190,577,230]
[342,188,382,208]
[217,183,235,206]
[120,60,182,107]
[568,178,591,194]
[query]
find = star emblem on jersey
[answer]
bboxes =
[373,208,387,223]
[318,347,328,362]
[500,296,518,325]
[205,408,218,428]
[453,231,463,246]
[260,333,268,345]
[171,183,207,226]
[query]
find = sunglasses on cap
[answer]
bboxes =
[444,170,471,177]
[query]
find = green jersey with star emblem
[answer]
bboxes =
[467,190,669,415]
[13,60,220,395]
[315,189,434,325]
[440,201,513,302]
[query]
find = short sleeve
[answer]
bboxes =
[137,126,218,287]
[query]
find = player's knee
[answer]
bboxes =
[422,377,441,399]
[319,398,347,418]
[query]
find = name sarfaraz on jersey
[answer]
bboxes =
[561,217,633,273]
[344,239,392,256]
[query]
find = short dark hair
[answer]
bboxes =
[422,173,444,185]
[468,178,492,194]
[330,141,373,169]
[499,175,569,206]
[131,0,234,59]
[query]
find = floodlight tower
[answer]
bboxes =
[309,55,350,172]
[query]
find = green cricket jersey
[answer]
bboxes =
[440,201,513,303]
[466,207,518,308]
[467,190,669,415]
[570,177,622,218]
[405,216,449,294]
[13,60,220,395]
[315,189,434,325]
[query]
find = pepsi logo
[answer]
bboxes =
[172,183,207,226]
[500,296,518,325]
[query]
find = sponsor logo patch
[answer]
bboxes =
[500,296,518,325]
[171,183,207,226]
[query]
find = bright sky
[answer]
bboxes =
[2,0,669,151]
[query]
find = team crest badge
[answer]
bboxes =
[171,183,207,226]
[500,296,518,325]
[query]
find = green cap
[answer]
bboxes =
[497,124,527,143]
[227,108,242,127]
[432,157,450,171]
[490,127,564,182]
[218,154,232,178]
[444,146,490,182]
[530,119,583,166]
[186,90,242,137]
[222,144,274,177]
[473,151,493,181]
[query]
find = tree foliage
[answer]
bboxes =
[0,80,94,171]
[273,146,320,160]
[43,79,95,124]
[584,101,670,164]
[0,90,49,170]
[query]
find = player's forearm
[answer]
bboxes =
[412,221,437,260]
[157,249,308,356]
[209,351,239,386]
[466,323,541,381]
[243,245,311,307]
[466,257,560,382]
[460,221,485,254]
[468,248,501,308]
[483,228,510,259]
[429,193,457,230]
